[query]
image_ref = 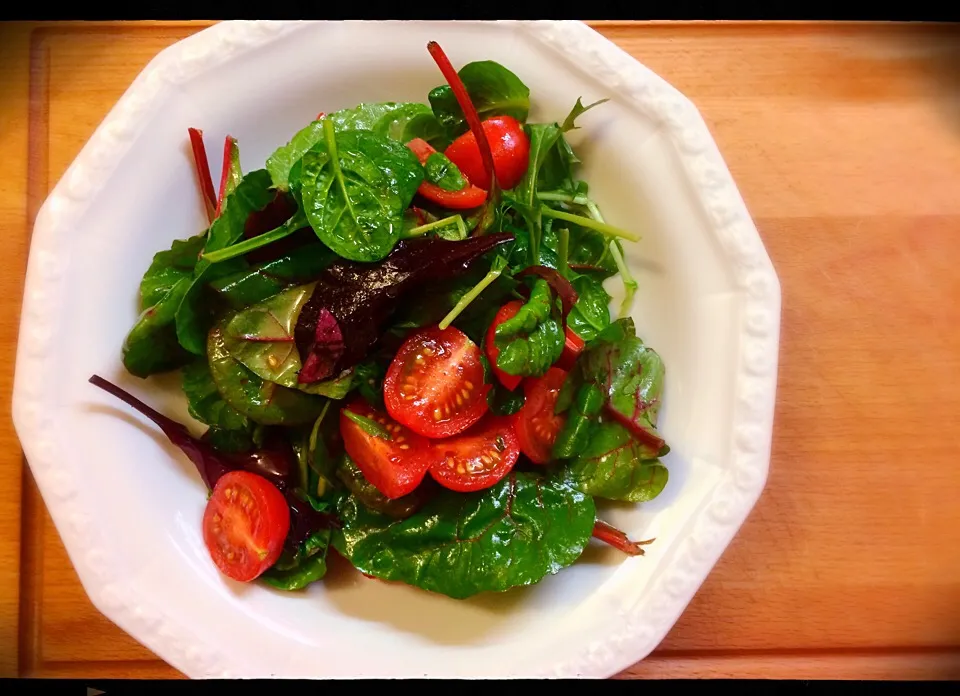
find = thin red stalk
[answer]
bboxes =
[89,374,184,437]
[518,265,579,319]
[605,405,667,452]
[426,41,499,201]
[316,111,326,120]
[215,135,237,217]
[592,520,654,556]
[188,128,217,223]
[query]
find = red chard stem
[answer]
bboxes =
[188,128,217,223]
[592,519,655,557]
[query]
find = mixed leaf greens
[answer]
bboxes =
[98,43,671,600]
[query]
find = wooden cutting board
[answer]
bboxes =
[1,20,959,680]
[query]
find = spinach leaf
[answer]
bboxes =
[551,382,603,459]
[261,529,331,591]
[122,278,194,378]
[565,420,668,502]
[493,278,564,377]
[182,358,251,434]
[353,360,386,410]
[567,274,612,342]
[334,471,595,599]
[268,122,325,191]
[300,124,424,262]
[335,455,428,520]
[208,242,337,309]
[429,61,530,139]
[207,322,328,426]
[203,426,256,454]
[175,170,277,355]
[424,152,466,191]
[139,233,205,310]
[370,103,445,147]
[220,283,355,398]
[579,318,666,441]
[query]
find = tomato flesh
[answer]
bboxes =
[444,116,531,191]
[429,416,520,492]
[556,326,586,371]
[512,367,568,464]
[384,325,489,438]
[340,398,433,499]
[485,300,523,391]
[202,470,290,582]
[406,138,488,210]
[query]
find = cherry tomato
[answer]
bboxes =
[444,116,531,191]
[384,325,490,438]
[484,300,523,391]
[340,398,433,499]
[202,470,290,582]
[512,367,569,464]
[556,326,586,371]
[406,138,487,210]
[429,416,520,492]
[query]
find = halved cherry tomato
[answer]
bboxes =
[384,325,489,438]
[406,138,488,210]
[202,470,290,582]
[340,398,433,499]
[444,115,531,191]
[512,367,568,464]
[556,326,586,371]
[429,416,520,492]
[484,300,523,391]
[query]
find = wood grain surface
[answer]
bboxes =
[1,21,958,680]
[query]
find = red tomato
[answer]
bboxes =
[512,367,569,464]
[429,416,520,492]
[384,325,490,438]
[406,138,487,210]
[444,116,531,191]
[340,398,433,499]
[556,326,586,371]
[202,470,290,582]
[484,300,524,391]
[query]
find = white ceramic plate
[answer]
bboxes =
[12,20,780,678]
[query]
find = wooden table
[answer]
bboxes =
[1,21,958,680]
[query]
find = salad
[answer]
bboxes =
[90,42,670,600]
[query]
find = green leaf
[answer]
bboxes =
[220,283,355,398]
[353,359,386,411]
[565,420,668,502]
[486,380,525,416]
[551,382,603,460]
[203,426,255,454]
[175,170,277,355]
[207,321,328,426]
[424,152,466,191]
[560,97,609,132]
[139,233,205,311]
[121,278,194,378]
[261,529,331,591]
[493,278,564,377]
[182,358,250,433]
[334,471,595,599]
[567,274,612,342]
[268,122,325,191]
[300,124,424,262]
[220,137,244,201]
[428,61,531,139]
[370,103,445,147]
[208,242,337,309]
[335,455,427,520]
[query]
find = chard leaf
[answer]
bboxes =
[299,124,424,262]
[207,322,328,426]
[424,152,466,191]
[565,420,668,502]
[220,283,355,398]
[428,60,530,139]
[139,233,205,310]
[182,358,251,433]
[493,278,564,377]
[335,455,428,520]
[261,529,331,591]
[175,170,277,355]
[567,274,612,342]
[334,471,595,599]
[122,278,194,378]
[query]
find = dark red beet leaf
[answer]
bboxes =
[592,519,655,556]
[295,233,514,384]
[518,265,579,319]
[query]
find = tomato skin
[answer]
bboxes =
[202,470,290,582]
[429,416,520,492]
[384,325,490,439]
[512,367,569,464]
[406,138,488,210]
[484,301,524,391]
[556,326,586,371]
[340,398,433,499]
[444,116,531,191]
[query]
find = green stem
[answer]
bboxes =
[537,191,591,206]
[202,213,304,263]
[557,227,570,278]
[609,240,637,319]
[540,207,639,242]
[586,200,605,223]
[401,214,465,239]
[439,260,506,330]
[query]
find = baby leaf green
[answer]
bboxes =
[428,61,530,139]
